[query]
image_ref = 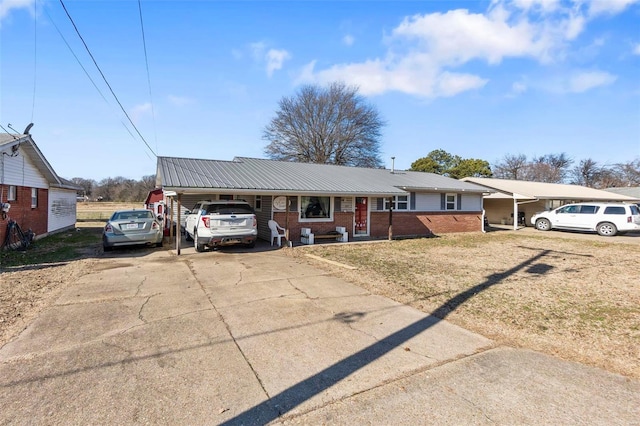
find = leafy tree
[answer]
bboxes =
[263,82,385,168]
[410,150,492,178]
[409,156,441,174]
[449,158,492,179]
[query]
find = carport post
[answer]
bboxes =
[388,197,393,240]
[513,198,518,231]
[176,193,182,255]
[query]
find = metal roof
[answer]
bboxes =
[462,177,639,202]
[157,156,490,196]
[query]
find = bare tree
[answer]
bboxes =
[570,159,601,186]
[263,82,385,167]
[493,154,528,179]
[527,153,572,183]
[612,159,640,186]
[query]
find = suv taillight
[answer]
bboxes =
[628,216,632,223]
[105,224,113,233]
[201,217,210,228]
[152,222,159,230]
[253,215,257,228]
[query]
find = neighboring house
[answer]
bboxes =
[462,177,639,230]
[605,187,640,201]
[0,132,81,244]
[155,156,491,243]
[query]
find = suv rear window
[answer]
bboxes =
[578,205,598,214]
[603,206,626,215]
[630,205,640,215]
[205,204,254,215]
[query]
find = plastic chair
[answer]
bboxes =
[268,220,287,247]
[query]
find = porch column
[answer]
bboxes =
[388,197,393,240]
[176,193,182,255]
[513,197,518,231]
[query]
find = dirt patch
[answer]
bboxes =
[0,258,97,347]
[288,232,640,379]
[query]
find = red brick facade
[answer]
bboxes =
[0,185,48,244]
[273,209,483,242]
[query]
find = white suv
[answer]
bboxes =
[184,201,258,251]
[531,202,640,236]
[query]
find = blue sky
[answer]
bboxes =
[1,0,639,181]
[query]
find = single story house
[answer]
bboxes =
[1,132,81,245]
[605,187,640,200]
[461,177,639,230]
[155,156,491,244]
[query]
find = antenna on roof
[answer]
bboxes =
[391,156,396,174]
[23,123,34,134]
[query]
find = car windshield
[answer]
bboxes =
[113,211,154,220]
[205,204,254,215]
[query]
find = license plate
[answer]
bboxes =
[125,223,139,230]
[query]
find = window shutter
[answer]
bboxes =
[410,192,416,210]
[457,194,462,210]
[376,198,384,211]
[440,193,445,210]
[334,197,342,211]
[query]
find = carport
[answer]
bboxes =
[462,177,640,231]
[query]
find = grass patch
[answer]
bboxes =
[0,227,102,269]
[291,232,640,379]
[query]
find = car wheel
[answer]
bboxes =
[535,218,551,231]
[184,229,193,241]
[597,222,617,237]
[245,240,256,249]
[194,230,205,252]
[156,240,163,248]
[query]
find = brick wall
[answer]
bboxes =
[370,211,482,238]
[273,211,353,241]
[0,186,48,244]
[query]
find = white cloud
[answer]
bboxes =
[246,41,291,77]
[567,71,617,93]
[265,48,291,77]
[168,95,194,107]
[296,1,633,99]
[511,81,528,95]
[0,0,33,21]
[588,0,639,16]
[342,34,355,46]
[130,103,152,123]
[633,43,640,55]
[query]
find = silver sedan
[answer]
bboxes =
[102,209,163,251]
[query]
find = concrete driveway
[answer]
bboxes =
[1,242,638,425]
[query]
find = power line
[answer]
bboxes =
[43,7,140,145]
[58,0,157,158]
[30,0,37,123]
[138,0,159,156]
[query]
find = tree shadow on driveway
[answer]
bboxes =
[222,249,555,425]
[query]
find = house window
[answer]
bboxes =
[445,194,457,210]
[384,195,409,210]
[300,196,331,220]
[7,185,17,201]
[31,188,38,208]
[255,195,262,211]
[218,194,234,201]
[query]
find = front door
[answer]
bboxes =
[355,197,368,235]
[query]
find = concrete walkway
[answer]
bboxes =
[1,244,638,425]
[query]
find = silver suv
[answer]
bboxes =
[184,201,257,251]
[531,202,640,236]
